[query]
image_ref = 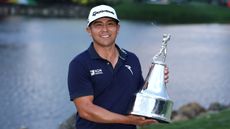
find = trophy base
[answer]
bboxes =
[130,93,173,123]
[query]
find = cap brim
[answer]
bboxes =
[87,16,119,27]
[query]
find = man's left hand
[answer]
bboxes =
[164,66,169,83]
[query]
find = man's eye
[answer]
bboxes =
[94,23,103,27]
[107,22,116,26]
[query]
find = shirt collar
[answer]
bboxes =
[88,42,127,60]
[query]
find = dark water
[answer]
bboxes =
[0,17,230,129]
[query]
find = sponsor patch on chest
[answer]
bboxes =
[90,69,103,76]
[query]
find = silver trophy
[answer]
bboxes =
[130,34,173,123]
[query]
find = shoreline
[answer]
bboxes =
[0,4,89,18]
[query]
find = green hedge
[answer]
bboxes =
[114,2,230,24]
[140,108,230,129]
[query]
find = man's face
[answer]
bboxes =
[87,17,120,47]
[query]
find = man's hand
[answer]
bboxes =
[127,115,158,126]
[164,66,169,83]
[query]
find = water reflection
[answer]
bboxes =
[0,17,230,129]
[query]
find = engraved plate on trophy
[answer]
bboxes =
[130,34,173,123]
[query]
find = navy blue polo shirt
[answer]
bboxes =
[68,43,144,129]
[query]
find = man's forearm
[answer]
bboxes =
[76,101,131,124]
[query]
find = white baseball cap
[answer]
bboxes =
[87,5,119,26]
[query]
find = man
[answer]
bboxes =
[68,5,169,129]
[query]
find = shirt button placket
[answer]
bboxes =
[106,62,114,73]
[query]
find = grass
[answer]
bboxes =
[114,2,230,24]
[139,108,230,129]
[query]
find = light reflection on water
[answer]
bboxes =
[0,17,230,129]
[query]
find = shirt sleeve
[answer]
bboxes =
[133,54,144,91]
[68,59,93,101]
[137,60,145,91]
[139,73,144,91]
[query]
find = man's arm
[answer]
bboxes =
[73,95,158,126]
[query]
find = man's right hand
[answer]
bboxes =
[127,115,158,126]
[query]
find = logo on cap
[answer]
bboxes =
[92,10,114,16]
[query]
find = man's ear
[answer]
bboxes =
[117,24,120,32]
[86,27,91,36]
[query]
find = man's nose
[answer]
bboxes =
[101,24,109,31]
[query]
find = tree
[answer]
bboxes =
[71,0,121,6]
[35,0,72,5]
